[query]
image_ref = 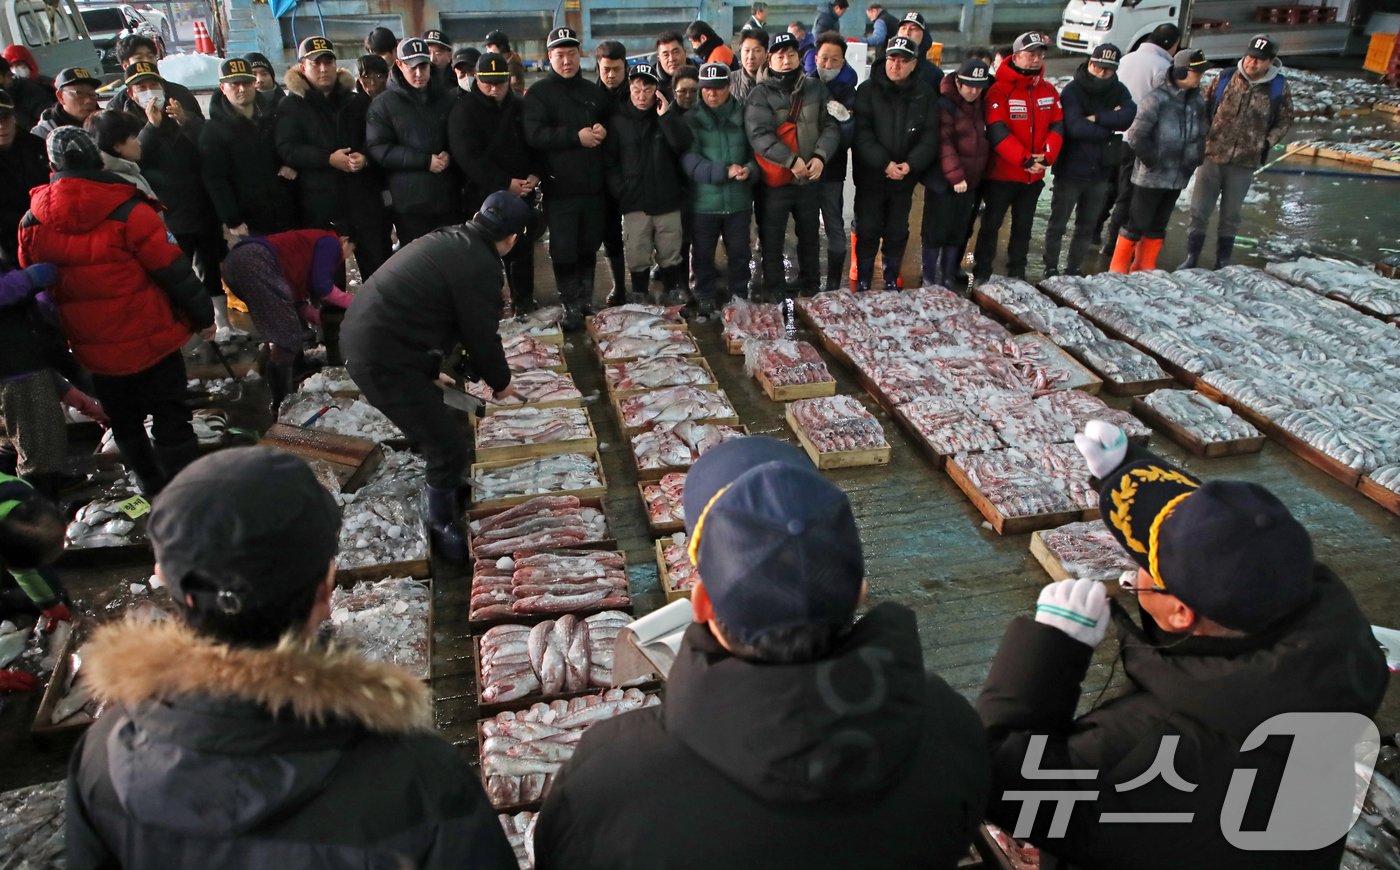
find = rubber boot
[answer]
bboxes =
[267,360,294,414]
[579,266,597,314]
[826,252,847,293]
[1214,236,1235,269]
[1101,223,1121,257]
[661,265,688,306]
[116,434,167,496]
[1179,231,1205,270]
[921,247,939,288]
[1131,237,1164,273]
[855,257,875,292]
[155,439,202,484]
[1109,235,1138,274]
[940,248,963,294]
[629,270,651,306]
[425,484,467,563]
[320,306,345,366]
[604,255,628,307]
[881,254,902,291]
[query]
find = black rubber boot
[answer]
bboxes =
[629,270,651,305]
[855,257,875,293]
[425,484,467,563]
[604,255,628,307]
[155,439,202,485]
[116,434,167,497]
[267,360,294,414]
[921,247,939,287]
[881,254,902,291]
[1179,231,1206,270]
[940,248,964,294]
[320,307,345,366]
[825,252,846,292]
[1214,236,1235,269]
[662,265,687,306]
[579,264,598,314]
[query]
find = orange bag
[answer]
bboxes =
[755,94,803,187]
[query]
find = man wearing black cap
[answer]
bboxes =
[0,89,47,265]
[535,437,990,868]
[200,58,298,241]
[278,36,391,279]
[367,38,460,246]
[452,47,480,92]
[64,448,518,869]
[449,53,544,312]
[523,27,613,330]
[977,423,1388,870]
[972,31,1062,283]
[595,40,631,305]
[852,35,938,292]
[1043,43,1134,278]
[423,28,453,70]
[484,30,527,96]
[1183,33,1293,270]
[606,63,693,306]
[893,11,943,89]
[342,192,529,560]
[746,31,840,300]
[245,52,285,110]
[31,67,100,140]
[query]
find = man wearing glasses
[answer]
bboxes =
[31,68,100,139]
[975,422,1387,870]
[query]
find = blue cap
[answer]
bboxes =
[684,437,864,645]
[474,191,533,239]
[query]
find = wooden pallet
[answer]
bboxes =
[784,405,891,469]
[335,554,431,586]
[638,481,685,535]
[1131,397,1266,458]
[473,412,599,464]
[970,289,1033,333]
[656,538,694,603]
[1061,346,1176,397]
[1358,474,1400,517]
[754,367,837,402]
[945,455,1083,535]
[1029,529,1073,581]
[477,395,585,416]
[469,451,609,510]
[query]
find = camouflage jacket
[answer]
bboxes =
[1203,60,1293,167]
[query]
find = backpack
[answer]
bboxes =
[1211,67,1286,129]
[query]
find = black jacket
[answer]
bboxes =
[111,80,215,235]
[535,604,991,869]
[0,131,49,266]
[853,73,939,188]
[66,617,516,870]
[341,221,510,391]
[199,90,297,233]
[366,66,459,216]
[8,76,55,133]
[1054,63,1136,182]
[522,72,612,199]
[977,566,1388,870]
[605,101,692,215]
[276,68,386,230]
[447,86,541,216]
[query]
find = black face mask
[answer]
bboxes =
[770,67,801,87]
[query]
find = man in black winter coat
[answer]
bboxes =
[606,63,692,306]
[276,37,391,279]
[200,58,298,239]
[0,60,53,134]
[523,28,613,330]
[367,38,460,246]
[0,92,47,266]
[342,194,529,562]
[977,424,1389,870]
[536,436,991,869]
[852,36,937,291]
[1043,44,1134,277]
[65,448,517,870]
[448,54,544,312]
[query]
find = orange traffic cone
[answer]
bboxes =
[193,20,215,55]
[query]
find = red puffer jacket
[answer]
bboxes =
[19,172,212,377]
[983,61,1064,184]
[928,73,991,192]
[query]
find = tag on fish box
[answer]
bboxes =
[117,496,150,519]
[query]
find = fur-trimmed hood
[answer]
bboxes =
[85,614,432,733]
[284,66,357,99]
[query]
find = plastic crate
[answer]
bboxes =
[1364,32,1396,75]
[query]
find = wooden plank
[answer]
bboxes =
[638,482,685,536]
[784,405,891,470]
[1131,397,1265,459]
[1029,530,1071,581]
[473,413,599,464]
[656,538,693,603]
[1357,475,1400,517]
[32,629,88,739]
[889,403,949,470]
[335,557,431,586]
[945,455,1082,535]
[469,452,609,510]
[753,367,838,402]
[261,423,381,473]
[1058,345,1176,397]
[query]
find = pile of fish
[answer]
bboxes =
[744,339,834,388]
[468,496,611,560]
[661,533,697,593]
[721,299,785,346]
[355,448,427,499]
[1000,337,1073,393]
[1037,521,1137,582]
[642,473,685,528]
[500,305,564,341]
[477,610,631,703]
[1069,338,1170,386]
[1039,390,1151,442]
[788,395,888,453]
[1140,390,1262,444]
[476,407,592,451]
[0,781,66,867]
[297,366,358,395]
[327,577,430,680]
[979,390,1077,448]
[1266,257,1400,318]
[616,385,737,431]
[1346,766,1400,870]
[605,355,713,393]
[1278,68,1400,116]
[480,688,660,808]
[466,370,582,408]
[503,334,565,371]
[898,395,1004,456]
[632,421,745,472]
[279,393,404,443]
[335,493,428,571]
[472,453,603,504]
[592,304,696,362]
[1368,464,1400,496]
[66,496,143,549]
[470,550,630,621]
[589,303,684,334]
[499,811,537,870]
[955,444,1098,518]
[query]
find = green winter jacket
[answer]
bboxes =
[683,97,759,215]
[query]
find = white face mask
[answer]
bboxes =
[458,76,473,92]
[14,66,30,79]
[816,65,840,83]
[133,88,165,110]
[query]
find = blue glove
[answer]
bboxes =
[23,264,58,288]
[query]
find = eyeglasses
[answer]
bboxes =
[1119,574,1171,595]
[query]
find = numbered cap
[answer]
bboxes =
[628,62,659,83]
[54,67,102,89]
[396,38,431,64]
[1245,33,1277,60]
[422,28,450,48]
[768,31,798,52]
[124,60,161,86]
[297,36,336,60]
[1090,43,1121,68]
[547,27,580,49]
[219,57,257,83]
[477,52,512,80]
[900,11,926,32]
[886,35,918,58]
[956,57,992,88]
[698,61,731,88]
[1012,31,1050,52]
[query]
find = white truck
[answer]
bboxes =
[1056,0,1356,59]
[3,0,101,73]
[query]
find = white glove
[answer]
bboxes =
[1035,578,1111,647]
[1074,419,1128,479]
[826,99,851,123]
